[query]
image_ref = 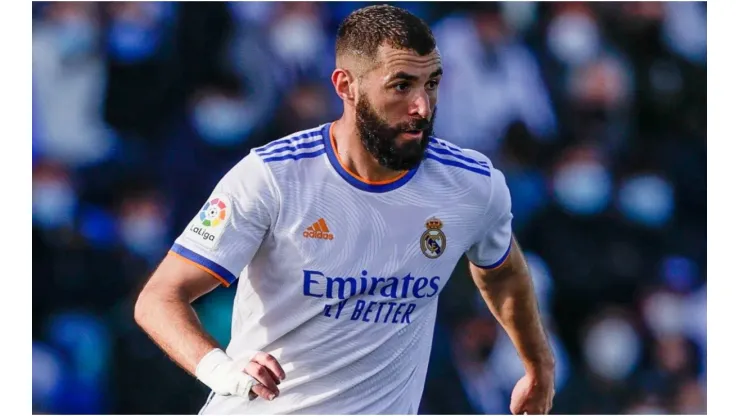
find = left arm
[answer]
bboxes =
[465,166,554,414]
[468,237,554,376]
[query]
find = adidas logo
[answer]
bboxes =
[303,218,334,240]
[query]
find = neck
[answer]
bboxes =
[330,116,408,183]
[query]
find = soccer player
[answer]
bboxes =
[135,5,555,415]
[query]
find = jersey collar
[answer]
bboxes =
[322,123,419,193]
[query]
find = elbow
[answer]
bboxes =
[134,286,156,329]
[134,281,188,329]
[133,291,147,329]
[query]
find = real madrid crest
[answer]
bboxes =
[420,217,446,259]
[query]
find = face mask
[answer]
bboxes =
[583,316,641,381]
[107,20,160,64]
[54,18,97,60]
[47,312,110,384]
[501,2,537,34]
[32,341,64,409]
[662,2,707,65]
[33,180,77,229]
[120,214,167,258]
[192,98,255,146]
[229,1,275,24]
[683,285,706,349]
[493,326,570,391]
[523,252,553,315]
[618,175,674,228]
[553,162,611,216]
[507,171,547,226]
[643,291,686,336]
[547,11,600,67]
[269,15,324,66]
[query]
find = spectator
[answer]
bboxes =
[433,3,558,157]
[32,2,117,167]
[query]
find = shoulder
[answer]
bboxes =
[424,136,500,180]
[216,125,328,197]
[244,124,330,188]
[251,124,327,165]
[422,136,507,202]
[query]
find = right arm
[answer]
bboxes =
[134,253,221,377]
[134,151,285,400]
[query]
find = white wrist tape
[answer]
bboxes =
[195,348,258,397]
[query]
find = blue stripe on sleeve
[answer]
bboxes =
[472,240,513,269]
[171,243,237,284]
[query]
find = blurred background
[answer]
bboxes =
[31,1,706,414]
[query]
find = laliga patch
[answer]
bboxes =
[184,193,232,250]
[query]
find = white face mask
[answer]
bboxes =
[553,162,612,215]
[547,11,600,67]
[46,312,110,383]
[32,342,64,409]
[33,180,77,229]
[54,17,97,60]
[229,1,275,24]
[192,96,255,146]
[523,252,553,314]
[643,291,686,337]
[501,2,537,34]
[583,316,641,381]
[683,285,706,348]
[269,15,324,66]
[618,174,674,228]
[120,214,167,258]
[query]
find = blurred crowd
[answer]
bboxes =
[32,2,707,414]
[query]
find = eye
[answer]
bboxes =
[394,82,410,93]
[426,80,439,90]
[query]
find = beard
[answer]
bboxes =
[355,92,435,171]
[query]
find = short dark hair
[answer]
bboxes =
[336,5,436,63]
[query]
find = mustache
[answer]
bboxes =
[396,117,432,132]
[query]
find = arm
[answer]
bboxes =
[135,253,283,401]
[468,237,554,375]
[134,151,285,401]
[134,253,221,376]
[465,165,554,414]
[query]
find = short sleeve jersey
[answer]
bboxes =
[171,123,513,415]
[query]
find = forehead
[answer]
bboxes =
[371,44,442,79]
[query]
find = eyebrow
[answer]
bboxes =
[390,67,444,82]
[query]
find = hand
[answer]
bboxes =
[509,371,555,415]
[242,351,286,401]
[195,349,286,402]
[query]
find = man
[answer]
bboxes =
[134,5,555,415]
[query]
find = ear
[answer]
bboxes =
[331,68,356,103]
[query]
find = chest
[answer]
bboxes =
[271,179,484,281]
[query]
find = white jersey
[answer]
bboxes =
[171,123,513,414]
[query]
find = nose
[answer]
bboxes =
[411,91,431,120]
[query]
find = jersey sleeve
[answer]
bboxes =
[466,167,514,269]
[169,151,278,287]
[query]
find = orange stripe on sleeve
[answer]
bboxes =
[168,250,231,287]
